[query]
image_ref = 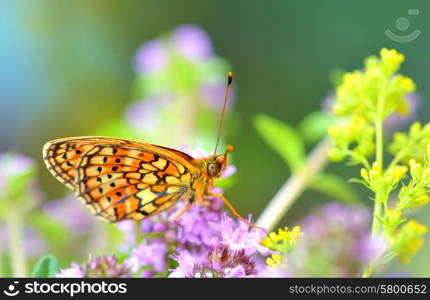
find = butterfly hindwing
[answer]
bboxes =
[43,137,200,222]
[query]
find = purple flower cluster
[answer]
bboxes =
[169,213,267,278]
[134,24,214,75]
[0,153,35,197]
[44,194,96,234]
[126,24,234,135]
[287,202,386,277]
[57,255,131,278]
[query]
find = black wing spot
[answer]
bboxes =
[97,166,103,173]
[115,158,121,163]
[116,192,122,196]
[112,166,118,171]
[103,157,108,163]
[96,177,102,182]
[113,149,118,154]
[107,174,113,179]
[75,150,82,154]
[66,161,73,167]
[110,182,116,187]
[99,187,103,193]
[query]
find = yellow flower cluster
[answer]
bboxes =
[333,48,415,121]
[392,220,428,264]
[360,162,407,193]
[389,122,430,165]
[261,226,302,252]
[262,226,302,270]
[328,116,375,163]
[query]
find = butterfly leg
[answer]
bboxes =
[208,193,265,230]
[172,202,193,227]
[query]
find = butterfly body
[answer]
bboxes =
[43,136,229,222]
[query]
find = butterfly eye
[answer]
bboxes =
[207,163,222,177]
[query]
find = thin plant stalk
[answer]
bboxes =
[256,138,332,231]
[5,207,27,277]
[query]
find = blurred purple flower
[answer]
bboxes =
[384,93,420,132]
[199,82,235,110]
[56,263,85,278]
[116,220,137,250]
[172,25,213,61]
[57,255,131,278]
[0,153,34,178]
[287,202,386,277]
[221,165,236,178]
[44,194,96,234]
[134,40,169,74]
[0,226,46,258]
[0,153,34,196]
[126,95,171,131]
[125,238,168,273]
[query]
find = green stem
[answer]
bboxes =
[363,111,385,278]
[256,138,332,231]
[5,207,27,277]
[372,118,384,237]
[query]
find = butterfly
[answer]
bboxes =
[43,73,256,227]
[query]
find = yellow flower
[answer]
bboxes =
[392,220,427,264]
[360,168,369,181]
[266,254,283,269]
[261,226,302,252]
[380,48,404,70]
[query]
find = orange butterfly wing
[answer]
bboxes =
[43,137,200,222]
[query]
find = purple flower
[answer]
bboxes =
[210,213,268,256]
[171,25,213,61]
[0,153,34,197]
[174,203,221,247]
[169,214,268,278]
[125,238,168,273]
[56,263,85,278]
[221,165,237,178]
[57,255,130,278]
[44,194,96,234]
[134,40,169,74]
[199,82,235,110]
[125,95,171,131]
[116,220,137,250]
[287,202,386,277]
[169,246,258,278]
[0,226,46,258]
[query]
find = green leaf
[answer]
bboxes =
[299,111,335,144]
[309,173,361,204]
[254,114,305,172]
[31,255,60,278]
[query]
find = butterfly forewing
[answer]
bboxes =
[43,137,199,222]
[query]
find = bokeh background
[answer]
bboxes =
[1,0,429,276]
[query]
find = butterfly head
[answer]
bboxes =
[207,145,234,178]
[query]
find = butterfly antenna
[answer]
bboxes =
[213,72,233,155]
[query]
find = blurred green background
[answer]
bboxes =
[1,0,429,276]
